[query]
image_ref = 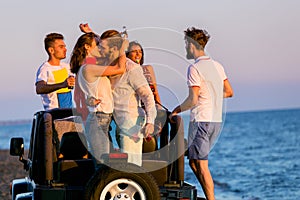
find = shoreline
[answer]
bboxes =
[0,119,31,126]
[0,149,27,200]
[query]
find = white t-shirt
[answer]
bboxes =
[35,61,73,110]
[187,56,227,122]
[77,65,113,113]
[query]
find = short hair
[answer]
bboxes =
[126,41,145,65]
[184,27,210,50]
[100,30,123,49]
[44,33,64,55]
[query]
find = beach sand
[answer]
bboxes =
[0,149,27,200]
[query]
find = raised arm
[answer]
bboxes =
[83,39,128,79]
[79,23,94,34]
[84,58,125,78]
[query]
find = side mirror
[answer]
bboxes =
[10,137,24,156]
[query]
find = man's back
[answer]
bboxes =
[188,56,226,122]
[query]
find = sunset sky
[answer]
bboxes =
[1,0,299,121]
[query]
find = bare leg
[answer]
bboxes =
[189,159,215,200]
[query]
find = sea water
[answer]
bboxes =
[1,108,299,200]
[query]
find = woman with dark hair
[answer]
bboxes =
[70,32,99,74]
[126,41,161,105]
[70,32,98,121]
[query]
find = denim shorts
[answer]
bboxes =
[187,121,221,160]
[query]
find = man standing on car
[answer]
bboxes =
[170,27,233,200]
[36,33,75,110]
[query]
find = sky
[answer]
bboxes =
[0,0,300,121]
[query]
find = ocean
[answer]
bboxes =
[1,108,299,200]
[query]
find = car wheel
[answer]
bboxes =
[85,163,160,200]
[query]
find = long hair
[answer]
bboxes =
[126,41,145,65]
[70,32,98,74]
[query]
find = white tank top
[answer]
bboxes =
[78,65,113,113]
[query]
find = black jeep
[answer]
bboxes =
[10,108,200,200]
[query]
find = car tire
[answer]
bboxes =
[85,163,160,200]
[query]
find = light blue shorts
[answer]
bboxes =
[188,121,221,160]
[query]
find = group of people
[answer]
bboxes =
[35,23,233,200]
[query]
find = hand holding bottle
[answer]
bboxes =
[66,75,75,89]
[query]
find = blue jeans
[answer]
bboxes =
[85,112,112,164]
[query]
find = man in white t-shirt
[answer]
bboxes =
[35,33,75,110]
[170,27,233,200]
